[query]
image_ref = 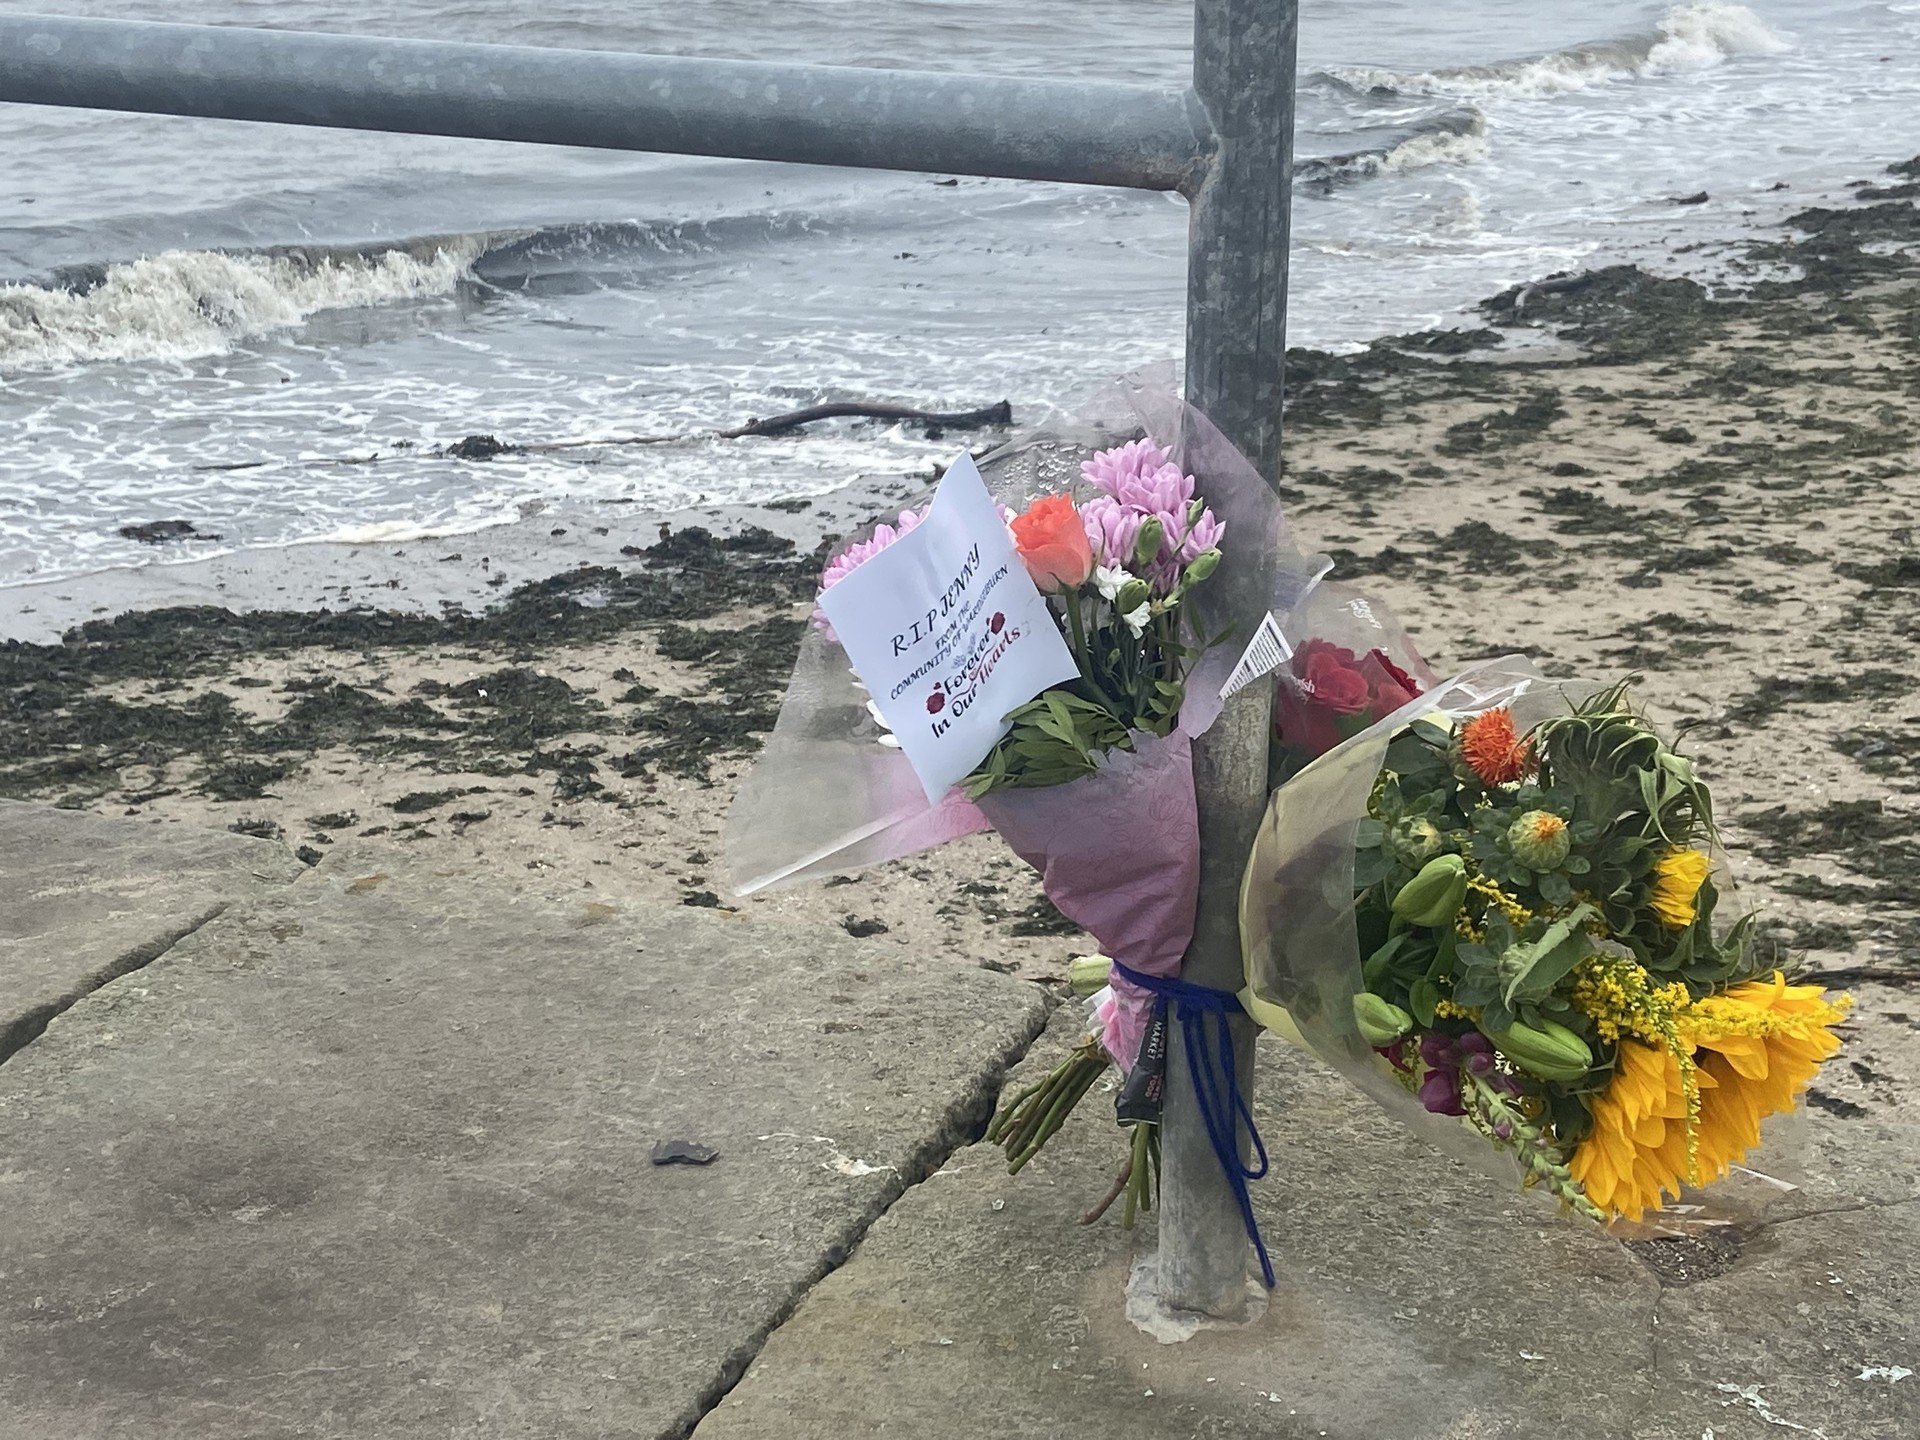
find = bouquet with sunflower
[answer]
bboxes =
[1240,655,1851,1224]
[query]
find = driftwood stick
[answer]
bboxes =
[716,399,1012,438]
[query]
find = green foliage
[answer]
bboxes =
[959,689,1131,797]
[964,548,1221,799]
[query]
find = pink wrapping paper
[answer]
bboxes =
[975,728,1198,1068]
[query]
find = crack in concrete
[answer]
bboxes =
[668,991,1057,1440]
[1619,1195,1920,1439]
[0,902,230,1067]
[1616,1255,1673,1440]
[1755,1195,1920,1228]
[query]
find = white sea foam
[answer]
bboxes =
[1644,2,1788,73]
[310,506,532,549]
[0,240,481,372]
[1377,125,1491,175]
[1328,4,1786,102]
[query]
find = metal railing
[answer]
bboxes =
[0,2,1296,1321]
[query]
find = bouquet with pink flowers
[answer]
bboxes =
[729,378,1311,1221]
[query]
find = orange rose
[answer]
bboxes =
[1010,494,1093,592]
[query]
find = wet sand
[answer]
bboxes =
[3,160,1916,995]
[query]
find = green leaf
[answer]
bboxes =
[1499,904,1598,1004]
[1362,932,1411,990]
[1409,978,1440,1028]
[1427,929,1459,986]
[1353,850,1393,889]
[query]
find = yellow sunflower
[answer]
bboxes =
[1567,1032,1699,1221]
[1569,972,1850,1221]
[1690,974,1851,1174]
[1647,848,1711,928]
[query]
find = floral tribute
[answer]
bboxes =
[1297,679,1851,1222]
[806,435,1234,1223]
[962,438,1222,795]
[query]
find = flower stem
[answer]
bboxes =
[1460,1067,1605,1223]
[1008,1055,1104,1174]
[1120,1121,1159,1229]
[985,1080,1046,1144]
[991,1037,1110,1175]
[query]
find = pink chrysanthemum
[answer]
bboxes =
[819,508,924,592]
[813,507,927,633]
[1080,437,1173,498]
[1077,438,1224,594]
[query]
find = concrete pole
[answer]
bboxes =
[1160,0,1297,1317]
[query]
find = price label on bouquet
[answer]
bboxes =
[818,454,1079,803]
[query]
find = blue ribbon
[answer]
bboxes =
[1111,959,1274,1288]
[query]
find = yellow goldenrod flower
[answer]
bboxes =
[1648,848,1712,928]
[1571,955,1692,1047]
[1569,971,1850,1221]
[1462,865,1534,931]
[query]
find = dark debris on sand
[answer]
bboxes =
[0,527,813,808]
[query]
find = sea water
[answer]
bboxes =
[1,0,1915,585]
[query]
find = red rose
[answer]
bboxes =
[1370,649,1423,701]
[1297,645,1371,715]
[1366,648,1423,716]
[1274,688,1344,758]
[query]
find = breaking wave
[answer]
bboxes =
[1297,108,1489,188]
[0,209,853,373]
[1320,3,1786,102]
[0,238,484,372]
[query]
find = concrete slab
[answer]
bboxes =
[0,853,1049,1439]
[1635,1200,1919,1440]
[0,799,305,1062]
[695,998,1920,1440]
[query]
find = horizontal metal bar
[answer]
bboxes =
[0,15,1211,191]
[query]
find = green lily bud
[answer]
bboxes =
[1352,992,1415,1048]
[1067,954,1113,998]
[1182,548,1221,586]
[1486,1019,1593,1081]
[1391,854,1468,928]
[1114,579,1151,615]
[1508,809,1571,871]
[1132,517,1165,570]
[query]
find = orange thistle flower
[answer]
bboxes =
[1459,707,1536,786]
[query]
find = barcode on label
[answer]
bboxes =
[1219,611,1294,701]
